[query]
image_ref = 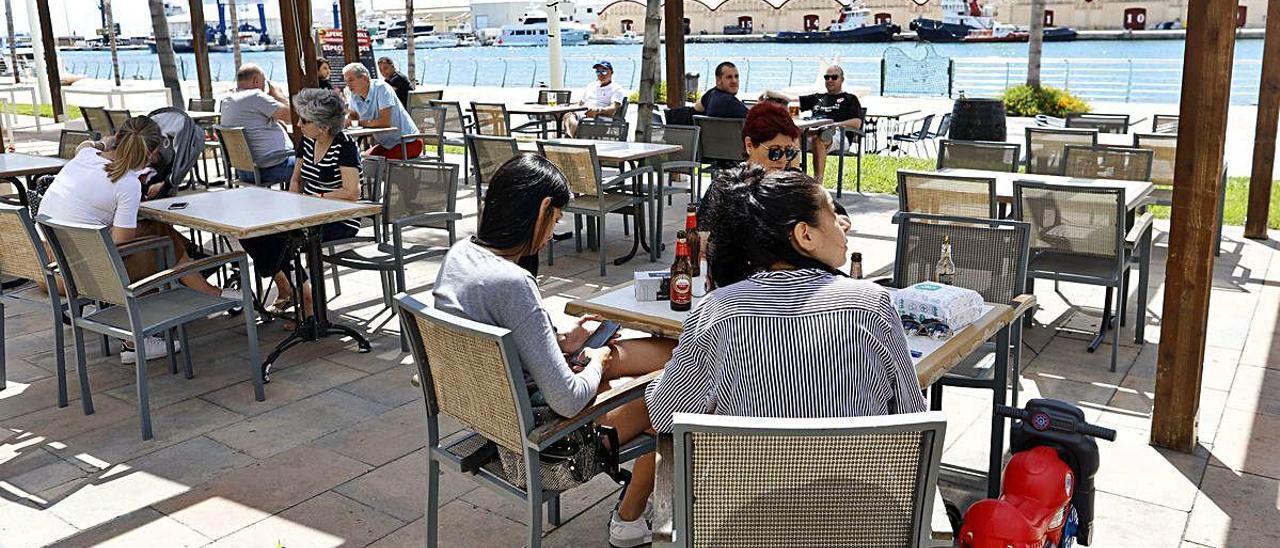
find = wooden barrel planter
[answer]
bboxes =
[949,98,1008,142]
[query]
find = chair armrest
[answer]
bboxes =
[1126,211,1154,246]
[1010,293,1038,319]
[529,369,661,450]
[116,235,174,263]
[126,252,246,296]
[391,211,464,230]
[652,433,675,543]
[658,161,701,173]
[602,166,654,189]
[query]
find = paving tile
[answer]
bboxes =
[206,389,389,459]
[45,461,194,530]
[333,447,479,522]
[124,436,256,487]
[319,335,413,374]
[51,397,245,469]
[459,470,622,529]
[155,446,372,540]
[1090,491,1189,547]
[211,491,405,548]
[0,361,136,423]
[200,358,367,417]
[103,353,260,411]
[55,507,211,548]
[4,392,137,447]
[412,499,527,548]
[312,401,428,467]
[1206,409,1280,480]
[1093,426,1208,512]
[540,488,616,548]
[1226,365,1280,417]
[0,496,81,548]
[366,518,427,548]
[1185,466,1280,547]
[336,365,423,408]
[1023,336,1139,386]
[5,455,92,498]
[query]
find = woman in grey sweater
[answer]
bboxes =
[432,154,674,547]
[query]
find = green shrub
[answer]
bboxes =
[1001,84,1090,118]
[628,81,698,105]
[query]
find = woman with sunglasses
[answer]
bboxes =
[646,166,925,433]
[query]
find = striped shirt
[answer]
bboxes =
[295,132,362,230]
[645,268,927,433]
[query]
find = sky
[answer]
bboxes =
[2,0,380,38]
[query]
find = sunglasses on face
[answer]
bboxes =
[767,146,800,162]
[901,315,953,340]
[595,69,610,75]
[824,74,841,81]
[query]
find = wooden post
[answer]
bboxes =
[277,0,303,124]
[1151,0,1237,452]
[340,0,359,65]
[298,0,319,88]
[33,0,63,120]
[635,0,661,143]
[188,0,213,101]
[663,0,684,108]
[1245,0,1280,239]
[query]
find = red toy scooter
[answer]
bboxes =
[958,399,1117,548]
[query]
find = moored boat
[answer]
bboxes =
[775,3,898,43]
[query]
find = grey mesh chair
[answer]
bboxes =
[537,89,573,105]
[471,102,511,137]
[407,90,442,109]
[466,134,519,214]
[1066,113,1129,134]
[693,115,746,182]
[937,139,1021,173]
[397,293,657,548]
[324,161,459,350]
[57,129,100,160]
[888,114,936,157]
[1014,181,1153,372]
[37,216,262,440]
[1152,114,1179,134]
[1025,127,1099,175]
[653,124,703,201]
[80,106,113,135]
[214,127,266,187]
[1062,145,1154,182]
[897,170,998,219]
[187,98,216,112]
[105,109,131,131]
[429,99,473,183]
[538,141,649,276]
[575,119,629,142]
[405,104,448,162]
[1132,133,1225,256]
[828,124,866,196]
[670,412,947,548]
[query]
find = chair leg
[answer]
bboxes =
[1119,269,1129,327]
[598,216,608,277]
[547,493,562,526]
[178,325,194,379]
[73,325,94,415]
[525,450,545,548]
[836,150,845,198]
[166,329,179,375]
[1136,235,1151,344]
[989,327,1011,499]
[329,244,342,298]
[929,382,943,411]
[241,267,266,402]
[50,300,68,407]
[574,215,583,253]
[134,334,154,440]
[1110,296,1121,373]
[1023,277,1036,328]
[396,261,409,352]
[856,147,863,194]
[426,453,441,547]
[1010,322,1023,409]
[0,304,5,393]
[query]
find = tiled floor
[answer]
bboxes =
[3,121,1280,547]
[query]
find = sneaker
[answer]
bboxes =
[609,510,652,548]
[217,288,245,317]
[120,336,182,365]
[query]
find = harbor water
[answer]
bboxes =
[55,38,1267,105]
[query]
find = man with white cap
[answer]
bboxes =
[564,60,628,137]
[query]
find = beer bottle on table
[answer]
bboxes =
[671,230,693,312]
[849,252,863,279]
[936,235,956,285]
[684,203,701,277]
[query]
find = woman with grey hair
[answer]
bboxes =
[240,88,363,320]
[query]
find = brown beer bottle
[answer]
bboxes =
[670,230,693,312]
[684,203,701,277]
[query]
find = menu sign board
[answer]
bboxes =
[317,28,374,90]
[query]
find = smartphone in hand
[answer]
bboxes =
[567,320,620,369]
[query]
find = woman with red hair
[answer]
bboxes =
[741,101,803,171]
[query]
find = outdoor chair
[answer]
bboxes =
[897,169,998,219]
[1065,113,1130,134]
[538,141,649,276]
[1133,133,1226,256]
[329,155,391,300]
[1025,127,1098,175]
[888,114,935,157]
[0,205,65,396]
[575,119,629,142]
[323,161,459,350]
[429,99,473,183]
[652,123,703,204]
[824,110,867,196]
[667,412,947,548]
[1152,114,1179,134]
[466,134,519,214]
[407,90,443,109]
[1014,181,1153,372]
[80,106,112,135]
[58,129,100,160]
[186,98,215,112]
[470,102,511,137]
[514,89,573,138]
[1062,145,1154,182]
[214,127,269,188]
[37,216,263,440]
[405,104,448,162]
[937,139,1021,173]
[105,109,131,131]
[922,112,952,156]
[890,212,1032,495]
[397,293,658,548]
[693,115,745,182]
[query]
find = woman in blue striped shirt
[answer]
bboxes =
[646,167,925,433]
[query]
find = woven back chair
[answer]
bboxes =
[897,170,998,219]
[1025,127,1098,175]
[936,139,1020,173]
[81,106,113,134]
[537,89,573,105]
[407,90,443,109]
[575,119,629,142]
[1152,114,1179,134]
[1133,133,1177,186]
[214,126,262,186]
[58,129,100,160]
[694,115,746,167]
[466,134,519,213]
[187,98,216,112]
[431,100,470,134]
[105,109,132,131]
[1062,145,1154,182]
[407,105,448,161]
[1065,113,1129,134]
[0,204,74,401]
[471,102,511,137]
[672,412,947,548]
[540,142,603,197]
[38,218,131,306]
[538,140,647,275]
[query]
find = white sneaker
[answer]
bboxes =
[220,288,243,301]
[609,510,652,548]
[120,336,182,365]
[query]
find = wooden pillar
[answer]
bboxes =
[663,0,684,109]
[188,0,213,101]
[33,0,63,120]
[340,0,358,65]
[1151,0,1237,452]
[1245,0,1280,239]
[278,0,303,124]
[635,0,661,142]
[298,0,319,88]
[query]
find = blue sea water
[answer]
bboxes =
[57,38,1266,105]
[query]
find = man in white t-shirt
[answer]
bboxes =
[565,60,628,137]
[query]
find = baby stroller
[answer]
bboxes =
[145,106,207,197]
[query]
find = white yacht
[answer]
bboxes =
[497,10,592,47]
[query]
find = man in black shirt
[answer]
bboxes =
[798,65,863,183]
[377,57,414,108]
[694,61,748,119]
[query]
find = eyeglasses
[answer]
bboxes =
[767,146,800,162]
[824,74,841,81]
[595,69,610,75]
[901,315,953,340]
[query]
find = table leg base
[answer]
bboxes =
[261,317,373,382]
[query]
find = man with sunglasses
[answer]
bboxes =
[798,65,864,183]
[564,60,628,137]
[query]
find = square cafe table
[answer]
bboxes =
[140,187,382,379]
[939,167,1155,210]
[0,153,68,207]
[506,104,588,137]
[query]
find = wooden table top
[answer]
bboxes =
[0,153,67,178]
[793,117,836,130]
[506,104,588,115]
[939,167,1155,210]
[518,139,683,163]
[139,187,381,239]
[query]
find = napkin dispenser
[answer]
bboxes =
[634,271,671,302]
[893,282,983,330]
